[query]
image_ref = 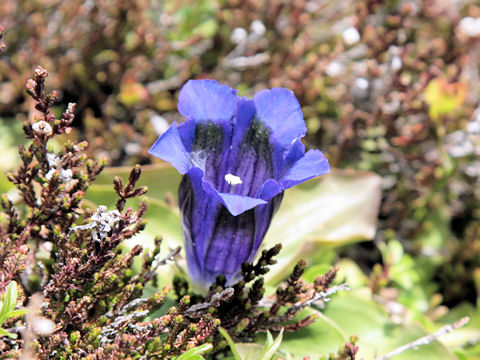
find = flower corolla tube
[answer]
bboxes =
[149,80,330,288]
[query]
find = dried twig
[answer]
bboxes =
[185,288,235,318]
[374,317,470,360]
[257,283,349,309]
[292,283,350,310]
[223,53,270,69]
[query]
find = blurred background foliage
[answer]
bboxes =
[1,0,480,358]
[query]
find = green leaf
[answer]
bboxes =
[0,281,18,324]
[175,343,213,360]
[265,330,274,348]
[0,117,26,172]
[193,19,218,38]
[260,328,284,360]
[0,327,17,339]
[424,78,466,120]
[6,309,28,318]
[335,258,368,288]
[322,290,457,360]
[264,169,382,284]
[302,264,333,283]
[278,310,347,359]
[234,343,271,360]
[436,303,480,351]
[219,327,243,360]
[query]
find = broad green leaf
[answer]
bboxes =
[264,169,382,284]
[0,117,26,172]
[437,303,480,351]
[0,118,24,195]
[322,290,457,360]
[269,169,381,246]
[93,162,181,202]
[302,264,332,283]
[278,310,347,359]
[334,258,368,288]
[176,355,203,360]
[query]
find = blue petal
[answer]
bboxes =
[148,123,191,174]
[177,118,196,152]
[249,193,283,266]
[178,174,203,282]
[180,167,276,288]
[203,207,256,285]
[178,79,237,123]
[253,88,307,149]
[222,98,277,197]
[219,97,256,190]
[257,179,282,202]
[283,139,305,170]
[280,150,330,189]
[215,192,267,216]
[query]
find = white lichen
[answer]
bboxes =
[46,153,62,168]
[326,62,346,77]
[459,17,480,38]
[59,168,73,183]
[71,205,123,242]
[45,153,72,183]
[342,27,360,45]
[31,121,52,135]
[250,20,266,36]
[230,27,248,44]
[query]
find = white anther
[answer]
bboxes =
[224,174,243,186]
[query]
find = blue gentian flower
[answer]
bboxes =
[149,80,330,288]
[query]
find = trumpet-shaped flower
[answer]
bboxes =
[149,80,330,288]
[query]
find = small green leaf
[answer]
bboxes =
[5,281,17,312]
[7,309,28,318]
[260,328,284,360]
[234,344,269,360]
[265,330,274,348]
[176,343,213,360]
[0,327,17,339]
[193,19,218,38]
[0,281,18,323]
[219,327,243,360]
[424,78,467,120]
